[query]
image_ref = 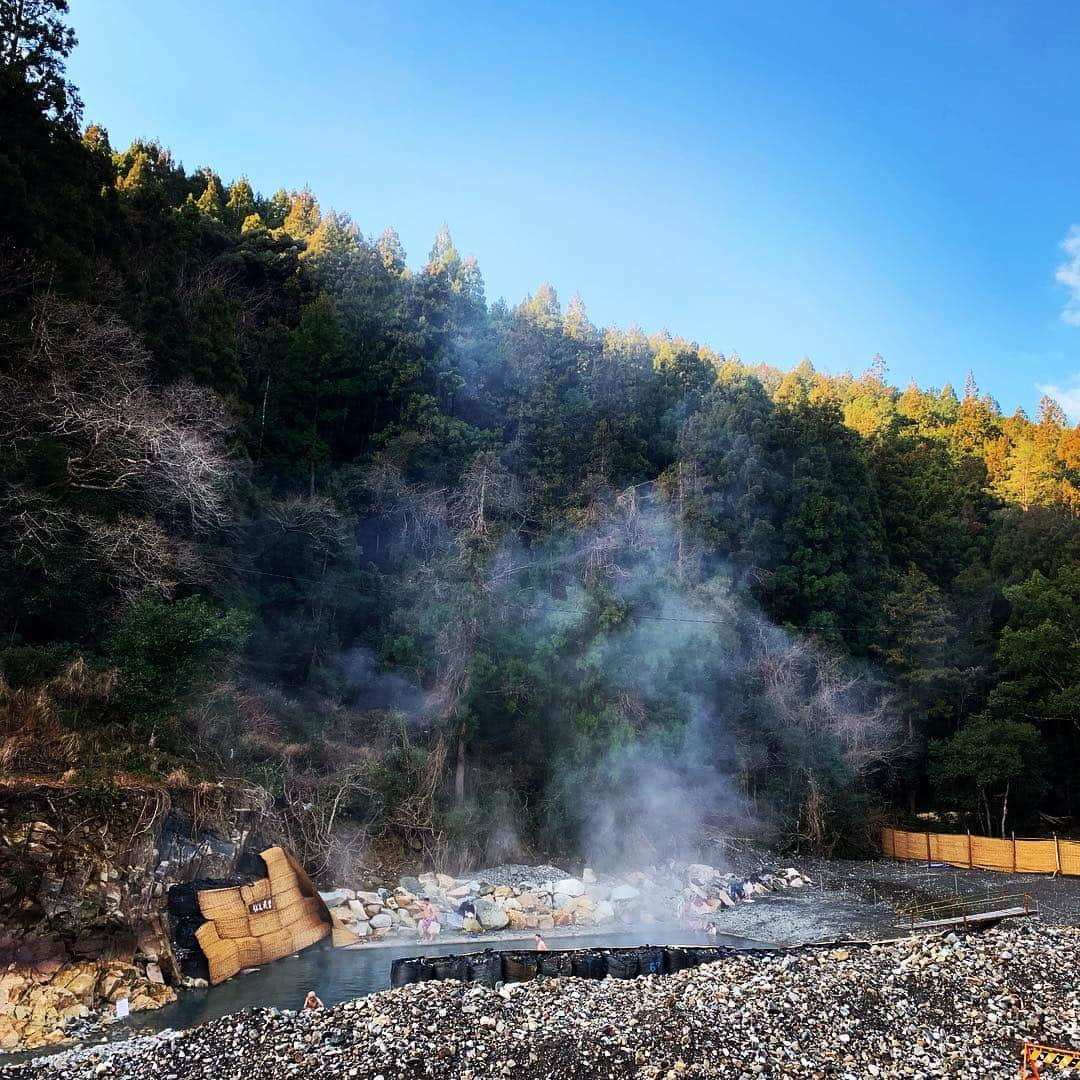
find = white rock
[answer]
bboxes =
[319,889,354,906]
[369,913,393,929]
[593,900,615,922]
[553,878,585,897]
[610,884,639,901]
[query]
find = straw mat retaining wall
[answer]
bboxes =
[882,826,1080,877]
[194,846,342,984]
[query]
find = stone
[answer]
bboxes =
[473,898,509,931]
[553,878,585,897]
[537,914,554,930]
[145,962,164,985]
[319,889,354,907]
[368,913,393,929]
[347,899,369,918]
[462,916,482,933]
[687,863,717,884]
[582,867,597,883]
[440,911,464,931]
[551,910,573,927]
[593,900,615,922]
[610,884,640,901]
[399,876,422,895]
[436,873,456,890]
[364,904,383,918]
[517,891,541,911]
[356,891,383,905]
[506,909,529,930]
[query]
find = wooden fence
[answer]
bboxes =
[881,826,1080,877]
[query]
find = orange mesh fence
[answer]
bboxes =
[881,827,1080,877]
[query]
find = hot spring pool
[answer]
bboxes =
[2,928,771,1064]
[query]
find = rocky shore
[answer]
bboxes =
[5,921,1077,1079]
[321,862,811,942]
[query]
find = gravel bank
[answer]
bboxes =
[799,855,1080,926]
[6,921,1077,1079]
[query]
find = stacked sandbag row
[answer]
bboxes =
[389,945,733,988]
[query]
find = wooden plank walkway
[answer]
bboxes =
[908,906,1036,931]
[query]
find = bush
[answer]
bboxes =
[106,593,252,746]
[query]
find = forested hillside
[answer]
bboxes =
[3,3,1078,875]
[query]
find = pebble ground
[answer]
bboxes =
[4,922,1077,1079]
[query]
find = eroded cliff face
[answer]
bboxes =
[0,781,271,1051]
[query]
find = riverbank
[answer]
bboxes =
[5,921,1077,1078]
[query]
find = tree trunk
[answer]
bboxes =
[999,780,1009,839]
[455,732,466,805]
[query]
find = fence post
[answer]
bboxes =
[1012,832,1017,873]
[1054,834,1062,877]
[926,831,932,868]
[967,830,973,870]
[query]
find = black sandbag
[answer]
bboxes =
[426,954,469,982]
[605,949,639,979]
[662,947,691,974]
[570,949,607,979]
[466,950,502,987]
[502,950,538,982]
[391,956,432,987]
[537,950,573,977]
[637,946,664,976]
[689,946,725,968]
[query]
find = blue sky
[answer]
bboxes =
[68,1,1080,418]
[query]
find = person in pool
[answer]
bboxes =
[303,990,323,1010]
[534,933,549,951]
[419,898,438,943]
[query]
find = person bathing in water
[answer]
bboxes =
[303,990,323,1010]
[419,898,438,944]
[534,933,549,951]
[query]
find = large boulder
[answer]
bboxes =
[610,884,639,902]
[399,876,422,895]
[473,898,509,930]
[593,900,615,923]
[553,878,585,897]
[318,889,354,907]
[368,913,393,929]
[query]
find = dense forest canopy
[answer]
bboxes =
[3,2,1079,873]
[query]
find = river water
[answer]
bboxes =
[1,927,767,1065]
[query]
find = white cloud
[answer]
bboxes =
[1057,225,1080,326]
[1036,377,1080,422]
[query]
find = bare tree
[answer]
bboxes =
[0,290,237,595]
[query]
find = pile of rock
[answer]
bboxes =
[0,960,174,1052]
[7,921,1077,1079]
[320,862,811,942]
